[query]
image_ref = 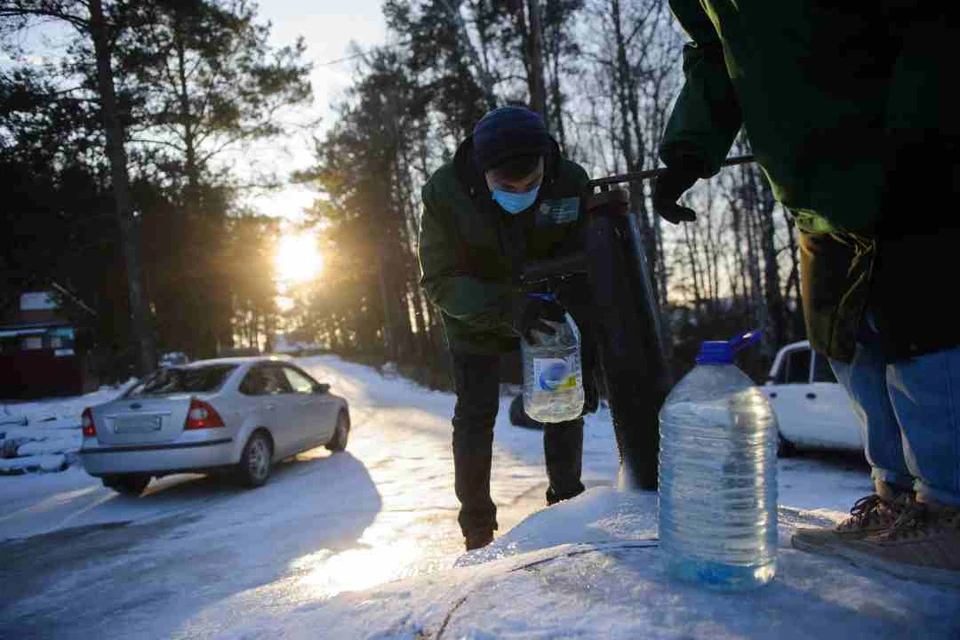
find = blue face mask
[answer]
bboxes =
[492,184,540,215]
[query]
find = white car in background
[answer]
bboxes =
[80,357,350,495]
[764,341,863,457]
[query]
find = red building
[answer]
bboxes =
[0,287,99,399]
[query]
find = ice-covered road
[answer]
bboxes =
[0,356,878,638]
[0,356,618,638]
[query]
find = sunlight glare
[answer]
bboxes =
[275,232,323,285]
[293,539,422,599]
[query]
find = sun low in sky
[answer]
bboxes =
[275,231,324,286]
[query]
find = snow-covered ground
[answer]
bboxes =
[0,383,134,475]
[278,488,959,639]
[2,355,954,639]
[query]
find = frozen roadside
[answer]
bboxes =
[0,382,134,476]
[263,488,960,640]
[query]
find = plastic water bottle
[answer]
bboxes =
[658,330,778,591]
[521,295,584,424]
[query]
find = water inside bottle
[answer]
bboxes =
[658,357,779,591]
[522,314,585,424]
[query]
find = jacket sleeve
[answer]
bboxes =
[659,0,743,177]
[418,181,516,335]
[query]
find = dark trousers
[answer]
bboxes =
[451,351,585,536]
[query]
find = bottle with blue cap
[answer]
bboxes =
[521,293,584,423]
[658,330,779,590]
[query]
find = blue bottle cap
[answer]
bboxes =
[696,330,761,365]
[527,292,557,302]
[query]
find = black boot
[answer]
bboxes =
[465,529,495,551]
[544,419,586,505]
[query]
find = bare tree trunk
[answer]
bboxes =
[412,285,433,363]
[375,253,397,362]
[729,202,750,311]
[90,0,156,375]
[545,10,566,148]
[757,179,786,348]
[173,21,218,358]
[611,0,634,172]
[682,223,703,307]
[742,179,770,354]
[782,208,804,338]
[654,211,668,311]
[525,0,547,117]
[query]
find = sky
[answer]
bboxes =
[245,1,388,224]
[0,2,388,225]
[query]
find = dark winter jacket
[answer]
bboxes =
[661,1,960,362]
[418,136,590,355]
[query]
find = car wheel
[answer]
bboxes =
[777,430,798,458]
[237,431,272,487]
[326,410,350,452]
[103,473,151,496]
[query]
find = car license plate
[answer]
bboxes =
[114,415,162,434]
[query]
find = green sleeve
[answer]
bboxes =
[659,0,742,177]
[417,182,516,335]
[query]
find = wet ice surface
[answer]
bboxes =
[276,489,960,640]
[0,356,896,639]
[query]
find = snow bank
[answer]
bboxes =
[0,382,133,476]
[0,381,135,427]
[274,487,960,639]
[0,454,67,474]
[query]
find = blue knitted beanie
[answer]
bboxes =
[472,106,551,171]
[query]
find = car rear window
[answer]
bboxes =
[127,365,238,397]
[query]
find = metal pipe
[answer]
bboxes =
[588,154,755,189]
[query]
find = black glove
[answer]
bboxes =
[652,156,704,224]
[510,295,566,344]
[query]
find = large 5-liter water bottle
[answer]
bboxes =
[522,295,584,424]
[658,331,779,591]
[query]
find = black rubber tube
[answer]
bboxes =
[583,190,672,490]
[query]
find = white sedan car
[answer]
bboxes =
[764,341,863,456]
[80,357,350,495]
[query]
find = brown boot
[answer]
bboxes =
[831,503,960,587]
[791,493,910,555]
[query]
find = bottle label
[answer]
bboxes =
[534,357,578,392]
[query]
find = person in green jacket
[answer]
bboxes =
[419,106,595,551]
[655,2,960,585]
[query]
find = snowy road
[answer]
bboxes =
[0,356,878,638]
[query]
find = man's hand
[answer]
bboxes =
[652,157,704,224]
[510,295,567,344]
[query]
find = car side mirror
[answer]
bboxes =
[314,383,330,394]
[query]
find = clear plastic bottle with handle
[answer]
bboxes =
[521,294,584,424]
[658,330,779,591]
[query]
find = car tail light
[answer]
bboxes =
[81,408,96,437]
[185,398,225,429]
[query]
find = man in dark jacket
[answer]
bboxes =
[655,2,960,585]
[419,106,593,551]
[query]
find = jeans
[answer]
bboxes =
[830,321,960,506]
[451,351,586,536]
